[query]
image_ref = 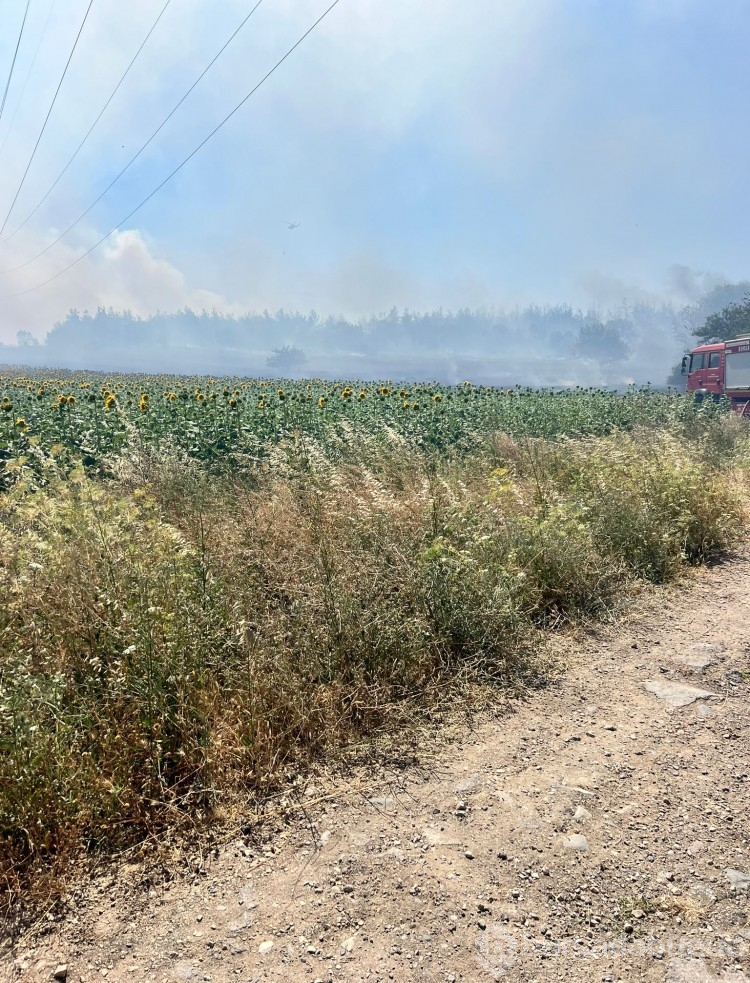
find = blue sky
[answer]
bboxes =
[0,0,747,342]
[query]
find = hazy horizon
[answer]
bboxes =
[3,278,747,386]
[0,1,747,349]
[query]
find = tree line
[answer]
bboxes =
[2,280,749,385]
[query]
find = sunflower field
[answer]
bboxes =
[0,368,727,486]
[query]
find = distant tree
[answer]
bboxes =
[692,295,750,343]
[266,345,308,372]
[680,281,750,336]
[16,330,38,346]
[575,321,629,361]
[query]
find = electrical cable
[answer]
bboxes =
[0,0,96,237]
[0,0,175,246]
[8,0,342,299]
[3,0,266,272]
[0,0,57,162]
[0,0,32,123]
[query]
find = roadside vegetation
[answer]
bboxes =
[0,372,747,913]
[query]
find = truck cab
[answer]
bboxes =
[682,343,724,399]
[682,336,750,411]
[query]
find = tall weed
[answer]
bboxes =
[0,422,745,910]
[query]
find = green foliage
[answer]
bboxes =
[0,370,719,490]
[692,295,750,343]
[562,434,738,581]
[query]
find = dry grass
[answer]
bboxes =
[0,424,745,915]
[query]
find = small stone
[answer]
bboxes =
[258,940,274,954]
[464,850,475,860]
[687,840,705,856]
[690,642,723,656]
[478,920,486,930]
[643,680,718,708]
[52,967,68,982]
[672,645,719,671]
[556,784,595,798]
[632,908,645,919]
[573,805,591,822]
[455,774,480,794]
[562,834,588,852]
[725,869,750,890]
[343,884,354,894]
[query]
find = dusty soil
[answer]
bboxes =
[4,552,750,983]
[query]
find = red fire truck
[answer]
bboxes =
[682,336,750,414]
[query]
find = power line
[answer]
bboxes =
[9,0,342,300]
[3,0,266,273]
[0,0,57,162]
[0,0,33,123]
[0,0,175,246]
[0,0,96,238]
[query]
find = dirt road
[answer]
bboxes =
[6,553,750,983]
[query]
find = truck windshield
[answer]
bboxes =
[725,351,750,389]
